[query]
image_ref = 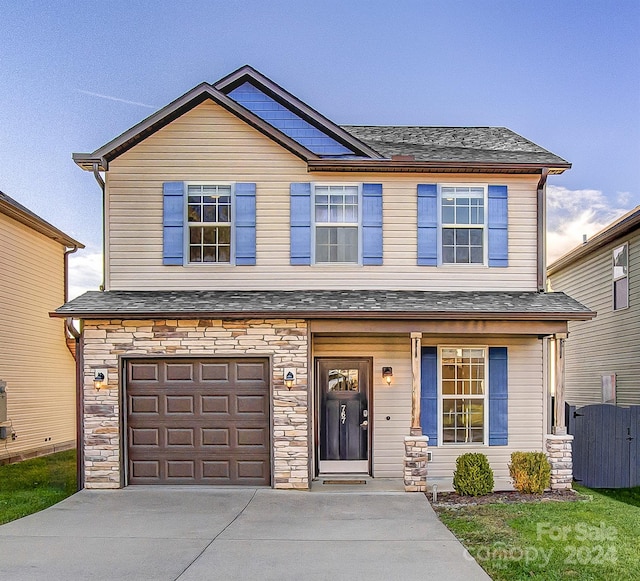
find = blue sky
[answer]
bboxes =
[1,1,638,297]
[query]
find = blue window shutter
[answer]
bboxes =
[488,185,508,267]
[489,347,508,446]
[163,181,184,265]
[235,183,256,265]
[290,183,312,265]
[417,184,438,266]
[362,183,383,265]
[420,347,438,445]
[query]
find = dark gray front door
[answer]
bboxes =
[317,359,370,473]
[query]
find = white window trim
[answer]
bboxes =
[438,345,490,446]
[184,181,236,266]
[612,242,629,311]
[311,183,363,266]
[437,184,488,267]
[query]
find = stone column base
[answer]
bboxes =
[404,435,429,492]
[545,434,574,490]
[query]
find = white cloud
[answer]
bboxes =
[546,186,631,263]
[68,251,103,300]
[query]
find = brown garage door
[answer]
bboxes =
[126,358,270,485]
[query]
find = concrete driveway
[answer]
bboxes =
[0,488,490,581]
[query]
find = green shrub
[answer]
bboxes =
[509,451,551,494]
[452,453,494,496]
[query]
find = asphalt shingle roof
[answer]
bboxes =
[340,126,569,165]
[55,290,593,320]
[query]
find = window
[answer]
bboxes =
[441,347,487,444]
[314,185,359,263]
[613,243,628,310]
[441,186,485,264]
[187,184,231,263]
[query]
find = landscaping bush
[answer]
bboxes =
[509,451,551,494]
[452,453,494,496]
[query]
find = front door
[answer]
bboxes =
[317,358,370,474]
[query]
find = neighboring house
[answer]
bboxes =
[548,206,640,407]
[0,191,83,463]
[57,65,593,491]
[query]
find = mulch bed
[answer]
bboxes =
[428,488,584,508]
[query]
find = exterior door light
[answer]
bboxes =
[94,370,107,391]
[382,367,393,385]
[284,368,296,390]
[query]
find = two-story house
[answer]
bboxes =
[1,190,82,463]
[548,206,640,407]
[56,66,593,491]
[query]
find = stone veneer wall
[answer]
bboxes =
[82,318,309,489]
[545,434,573,490]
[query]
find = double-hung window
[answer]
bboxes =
[441,186,485,264]
[314,185,359,263]
[187,184,232,264]
[441,347,487,444]
[613,243,629,310]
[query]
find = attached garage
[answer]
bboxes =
[125,357,271,486]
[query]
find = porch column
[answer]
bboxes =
[553,333,567,435]
[410,332,422,436]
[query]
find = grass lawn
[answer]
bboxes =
[434,485,640,581]
[0,449,77,525]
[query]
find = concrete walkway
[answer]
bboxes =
[0,488,491,581]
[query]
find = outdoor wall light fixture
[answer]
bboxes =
[382,367,393,385]
[93,370,107,391]
[284,368,296,390]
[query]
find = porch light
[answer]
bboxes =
[284,368,296,390]
[382,367,393,385]
[93,370,107,391]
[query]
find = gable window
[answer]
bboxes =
[613,243,628,310]
[441,347,487,444]
[314,185,359,263]
[187,184,231,263]
[441,186,485,264]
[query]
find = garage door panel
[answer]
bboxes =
[201,395,229,414]
[236,394,268,414]
[201,363,230,381]
[237,427,270,450]
[202,428,230,447]
[166,395,195,414]
[130,395,159,414]
[130,460,160,479]
[166,363,195,381]
[127,358,270,485]
[130,363,159,381]
[130,428,160,447]
[236,362,269,383]
[166,428,195,446]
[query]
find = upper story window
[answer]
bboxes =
[187,184,232,263]
[441,347,487,444]
[314,185,359,263]
[441,186,486,265]
[613,243,628,310]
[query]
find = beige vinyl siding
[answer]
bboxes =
[106,100,540,291]
[313,334,544,490]
[0,214,76,461]
[550,229,640,406]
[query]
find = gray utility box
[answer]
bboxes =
[0,380,6,424]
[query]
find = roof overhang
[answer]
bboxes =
[307,159,571,174]
[0,193,83,248]
[52,290,596,322]
[73,83,321,172]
